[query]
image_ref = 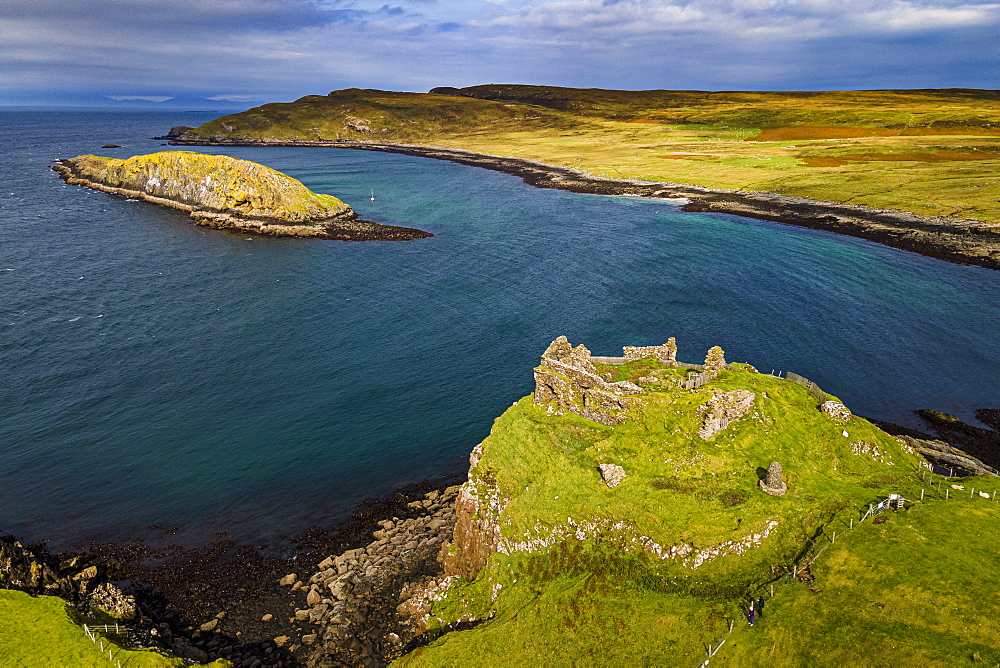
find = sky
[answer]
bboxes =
[1,0,998,108]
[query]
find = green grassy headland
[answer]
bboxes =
[181,85,1000,224]
[0,589,228,667]
[396,356,1000,666]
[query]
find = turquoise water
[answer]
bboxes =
[2,110,999,550]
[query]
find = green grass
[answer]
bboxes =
[396,359,961,666]
[719,496,1000,666]
[0,589,226,667]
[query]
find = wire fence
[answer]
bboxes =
[82,623,130,667]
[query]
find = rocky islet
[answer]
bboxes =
[52,151,431,241]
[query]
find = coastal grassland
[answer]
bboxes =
[399,360,940,665]
[0,589,226,666]
[183,86,1000,223]
[716,497,1000,666]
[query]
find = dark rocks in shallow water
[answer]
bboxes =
[977,409,1000,432]
[101,144,121,148]
[295,484,462,667]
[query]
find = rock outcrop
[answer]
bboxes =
[52,152,431,241]
[533,336,643,425]
[821,400,853,422]
[0,536,101,602]
[902,436,999,477]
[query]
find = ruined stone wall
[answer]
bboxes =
[533,336,643,426]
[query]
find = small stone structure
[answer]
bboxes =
[759,461,788,496]
[698,390,756,439]
[533,336,643,425]
[623,338,678,365]
[820,400,852,422]
[704,346,727,372]
[598,463,627,488]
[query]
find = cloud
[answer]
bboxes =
[1,0,998,105]
[106,95,175,102]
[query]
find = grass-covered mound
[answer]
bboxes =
[395,350,998,665]
[53,151,430,240]
[0,589,227,666]
[173,86,1000,225]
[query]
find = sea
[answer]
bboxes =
[2,109,999,552]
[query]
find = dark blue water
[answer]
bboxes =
[3,110,999,550]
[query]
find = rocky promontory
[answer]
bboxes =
[52,152,431,241]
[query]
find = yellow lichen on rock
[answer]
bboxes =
[57,151,350,222]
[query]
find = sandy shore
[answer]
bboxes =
[166,138,1000,270]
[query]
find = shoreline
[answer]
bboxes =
[165,138,1000,270]
[1,472,464,667]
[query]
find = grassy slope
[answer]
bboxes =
[396,360,975,666]
[0,589,227,667]
[187,86,1000,223]
[722,497,1000,666]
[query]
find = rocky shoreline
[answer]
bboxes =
[163,136,1000,270]
[1,475,463,667]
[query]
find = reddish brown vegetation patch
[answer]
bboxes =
[657,153,716,161]
[751,125,1000,141]
[802,150,1000,167]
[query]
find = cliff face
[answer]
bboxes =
[53,152,431,241]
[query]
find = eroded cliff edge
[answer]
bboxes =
[52,151,431,241]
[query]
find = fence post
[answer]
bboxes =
[832,531,836,543]
[770,584,774,597]
[946,489,949,500]
[921,489,924,501]
[850,518,853,530]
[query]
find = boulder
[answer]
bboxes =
[598,463,627,488]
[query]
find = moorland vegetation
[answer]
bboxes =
[173,86,1000,224]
